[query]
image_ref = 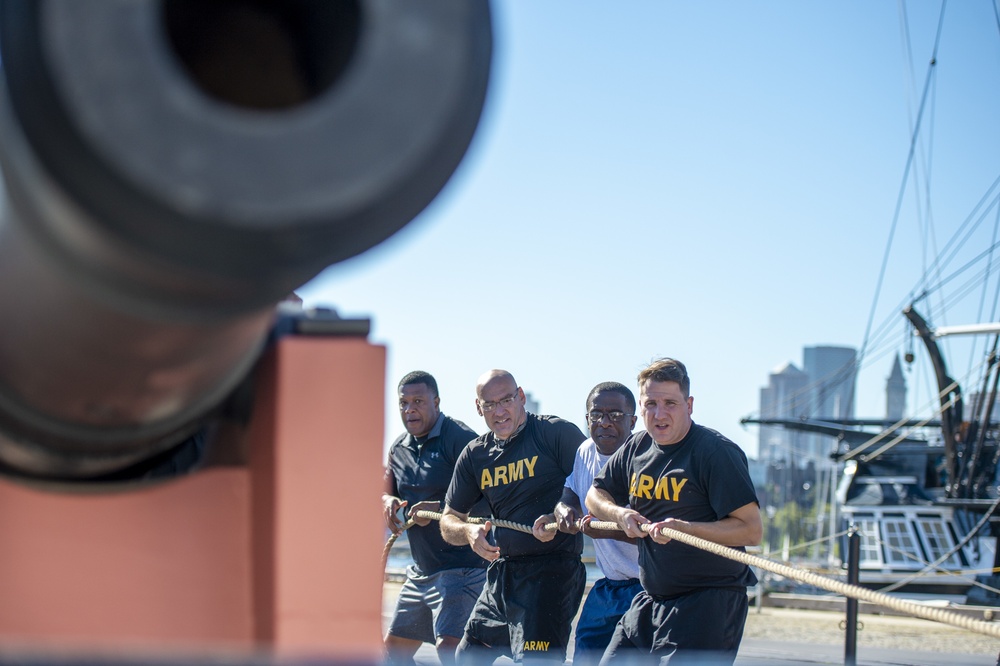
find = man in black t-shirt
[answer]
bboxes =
[441,369,587,664]
[587,358,762,665]
[382,371,486,666]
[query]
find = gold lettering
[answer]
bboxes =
[636,474,654,500]
[670,477,688,501]
[629,473,637,496]
[654,476,671,500]
[483,456,541,488]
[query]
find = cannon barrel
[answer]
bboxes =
[0,0,491,481]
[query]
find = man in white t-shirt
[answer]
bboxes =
[532,382,641,666]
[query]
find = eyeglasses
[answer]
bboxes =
[480,390,520,413]
[587,411,633,423]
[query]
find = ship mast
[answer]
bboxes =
[903,305,963,497]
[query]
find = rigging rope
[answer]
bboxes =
[836,349,994,466]
[836,383,959,461]
[387,510,1000,639]
[860,0,947,377]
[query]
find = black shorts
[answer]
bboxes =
[600,587,748,665]
[462,552,586,662]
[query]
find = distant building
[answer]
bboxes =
[801,345,857,461]
[886,354,906,420]
[757,362,809,465]
[746,457,768,501]
[803,346,856,420]
[756,348,909,554]
[757,345,858,511]
[757,345,857,468]
[523,391,540,415]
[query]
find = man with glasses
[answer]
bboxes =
[382,371,486,666]
[440,369,587,664]
[586,358,761,665]
[531,382,641,666]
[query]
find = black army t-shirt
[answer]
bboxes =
[593,423,758,597]
[446,413,585,558]
[386,414,487,574]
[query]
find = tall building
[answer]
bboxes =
[757,345,857,468]
[803,346,857,420]
[757,362,809,465]
[886,354,906,420]
[757,345,858,518]
[523,391,540,415]
[802,345,857,461]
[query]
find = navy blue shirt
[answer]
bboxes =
[594,424,759,597]
[446,413,586,558]
[386,414,487,574]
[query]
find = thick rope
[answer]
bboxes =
[603,521,1000,638]
[394,510,1000,639]
[381,510,489,571]
[381,517,415,571]
[410,510,529,533]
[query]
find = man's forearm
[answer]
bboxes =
[383,468,397,498]
[585,487,623,522]
[439,512,471,546]
[675,502,762,547]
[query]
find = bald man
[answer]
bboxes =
[440,370,587,664]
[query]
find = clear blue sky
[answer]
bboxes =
[299,1,1000,459]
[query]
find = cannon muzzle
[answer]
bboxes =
[0,0,491,482]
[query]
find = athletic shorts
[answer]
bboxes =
[461,552,586,662]
[573,577,643,663]
[387,565,487,643]
[599,587,748,665]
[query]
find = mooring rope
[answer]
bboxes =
[387,510,1000,639]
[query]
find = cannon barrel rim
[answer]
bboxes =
[0,0,493,309]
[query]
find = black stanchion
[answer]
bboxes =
[845,529,860,666]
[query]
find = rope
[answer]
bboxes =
[380,517,415,571]
[381,510,490,570]
[594,520,1000,639]
[390,510,1000,639]
[411,510,529,533]
[645,525,1000,638]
